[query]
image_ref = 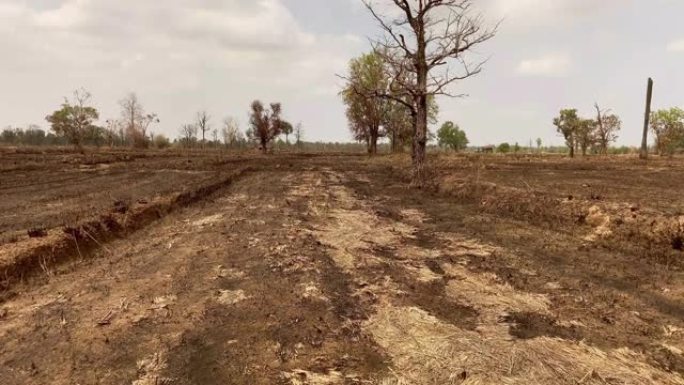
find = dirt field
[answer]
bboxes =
[1,148,683,385]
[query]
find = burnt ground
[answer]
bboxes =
[0,149,683,384]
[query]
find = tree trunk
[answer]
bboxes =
[569,143,575,158]
[412,95,428,187]
[391,129,399,153]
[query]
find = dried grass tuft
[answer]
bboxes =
[366,304,684,385]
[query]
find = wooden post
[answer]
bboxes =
[640,78,653,159]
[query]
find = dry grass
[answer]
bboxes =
[295,169,684,385]
[367,304,684,385]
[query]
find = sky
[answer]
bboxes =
[0,0,682,146]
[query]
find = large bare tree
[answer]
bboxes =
[594,103,621,155]
[363,0,497,186]
[196,110,211,147]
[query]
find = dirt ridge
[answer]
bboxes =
[0,167,253,291]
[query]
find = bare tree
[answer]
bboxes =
[221,117,242,147]
[179,124,198,147]
[363,0,497,186]
[594,103,621,155]
[196,110,210,147]
[119,93,158,148]
[294,122,304,147]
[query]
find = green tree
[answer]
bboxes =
[536,138,542,152]
[650,107,684,156]
[436,121,468,152]
[281,121,294,144]
[553,109,580,158]
[341,51,388,155]
[45,89,99,152]
[576,118,596,156]
[497,142,511,154]
[153,134,171,149]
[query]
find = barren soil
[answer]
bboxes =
[0,149,683,385]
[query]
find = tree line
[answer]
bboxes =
[553,104,684,157]
[0,89,304,153]
[553,104,622,157]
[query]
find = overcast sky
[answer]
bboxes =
[0,0,682,146]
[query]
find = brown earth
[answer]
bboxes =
[0,148,683,384]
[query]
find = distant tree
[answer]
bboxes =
[575,118,596,156]
[436,121,468,152]
[119,93,158,149]
[281,120,294,144]
[294,122,304,147]
[153,134,171,149]
[196,110,211,146]
[86,125,107,147]
[594,103,621,155]
[221,117,243,147]
[650,107,684,156]
[22,125,47,146]
[497,142,511,153]
[342,51,388,155]
[536,138,542,152]
[553,109,581,158]
[1,126,17,144]
[211,128,218,146]
[179,124,198,148]
[104,119,123,146]
[248,100,283,153]
[46,88,99,152]
[514,142,521,153]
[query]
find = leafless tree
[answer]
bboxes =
[119,93,158,148]
[180,124,198,147]
[363,0,497,186]
[594,103,621,155]
[221,117,243,147]
[294,122,304,147]
[196,110,210,147]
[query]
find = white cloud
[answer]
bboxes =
[482,0,627,29]
[516,53,571,77]
[0,0,365,140]
[667,38,684,52]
